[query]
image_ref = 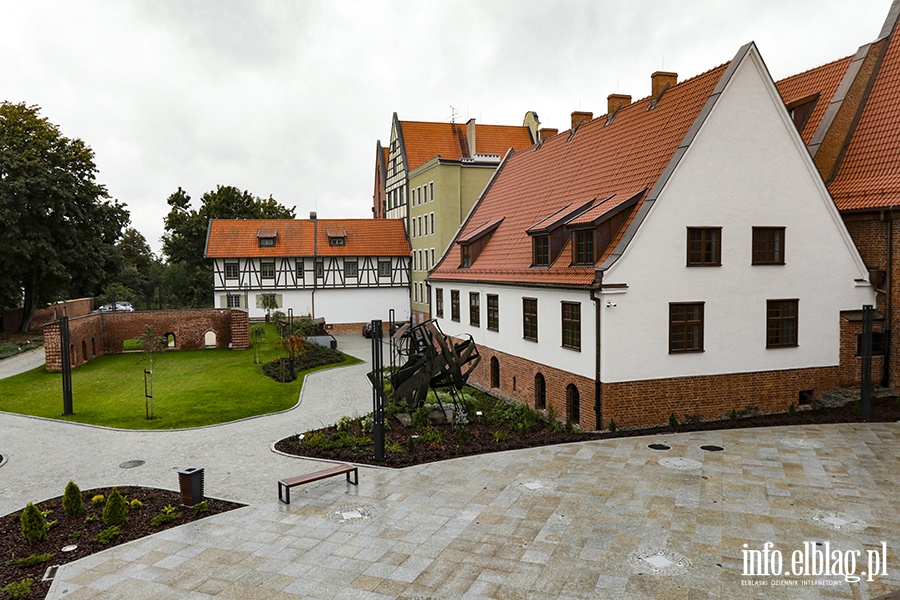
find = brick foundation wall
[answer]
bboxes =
[326,321,370,335]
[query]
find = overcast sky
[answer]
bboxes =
[1,1,892,256]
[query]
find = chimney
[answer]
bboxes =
[309,211,317,221]
[571,111,593,130]
[539,128,559,141]
[466,118,476,157]
[607,94,632,115]
[651,71,678,98]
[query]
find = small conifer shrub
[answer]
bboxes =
[20,503,47,543]
[608,418,617,432]
[63,481,85,517]
[102,488,128,526]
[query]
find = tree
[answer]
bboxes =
[250,323,266,364]
[161,185,295,307]
[0,102,129,331]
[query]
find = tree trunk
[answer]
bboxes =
[19,270,43,333]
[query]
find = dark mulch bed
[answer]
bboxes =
[275,397,900,468]
[0,486,243,598]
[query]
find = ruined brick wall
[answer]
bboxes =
[4,298,95,333]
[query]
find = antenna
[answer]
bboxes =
[449,106,458,123]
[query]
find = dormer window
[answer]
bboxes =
[533,236,549,266]
[327,227,347,247]
[572,229,594,266]
[456,218,503,269]
[257,227,277,247]
[460,244,472,268]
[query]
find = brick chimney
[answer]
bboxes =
[539,128,559,141]
[466,118,476,157]
[651,71,678,98]
[571,111,593,130]
[607,94,632,114]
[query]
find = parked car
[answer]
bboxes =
[362,322,374,338]
[98,302,134,313]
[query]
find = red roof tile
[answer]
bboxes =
[776,56,853,143]
[829,27,900,211]
[205,219,409,258]
[431,62,730,287]
[400,121,534,172]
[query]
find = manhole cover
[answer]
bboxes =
[780,438,823,450]
[61,545,77,552]
[119,460,145,469]
[627,548,692,575]
[648,444,671,450]
[805,510,867,532]
[326,504,378,524]
[658,457,702,471]
[700,445,724,452]
[514,480,556,495]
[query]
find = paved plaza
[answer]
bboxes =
[0,337,898,599]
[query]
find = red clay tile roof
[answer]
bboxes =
[431,62,730,287]
[829,27,900,211]
[205,219,409,258]
[776,56,853,143]
[400,121,534,172]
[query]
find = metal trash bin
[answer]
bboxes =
[178,467,204,506]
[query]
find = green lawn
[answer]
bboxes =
[0,326,361,430]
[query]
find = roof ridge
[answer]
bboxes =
[776,54,855,85]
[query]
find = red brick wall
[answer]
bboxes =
[839,315,884,387]
[3,298,95,333]
[43,309,249,372]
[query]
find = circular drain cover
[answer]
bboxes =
[648,444,671,450]
[658,457,702,471]
[805,510,867,532]
[700,445,724,452]
[326,504,378,524]
[61,545,78,552]
[119,460,145,469]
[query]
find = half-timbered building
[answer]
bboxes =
[205,216,410,330]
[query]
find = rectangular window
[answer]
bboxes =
[435,288,444,318]
[226,294,241,308]
[259,237,275,247]
[573,230,594,265]
[533,235,549,266]
[451,290,460,322]
[687,227,721,266]
[430,212,434,234]
[487,294,499,331]
[429,182,434,202]
[413,218,417,237]
[767,299,798,348]
[461,245,472,268]
[378,259,391,277]
[523,298,538,341]
[420,215,425,235]
[470,292,480,327]
[295,260,304,281]
[856,331,886,356]
[344,260,358,278]
[260,261,275,279]
[413,283,419,304]
[315,259,324,278]
[225,262,239,279]
[561,302,581,350]
[669,303,704,353]
[752,227,785,265]
[431,248,435,266]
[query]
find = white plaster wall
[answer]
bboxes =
[432,282,596,379]
[601,47,874,383]
[314,288,410,324]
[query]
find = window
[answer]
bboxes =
[687,227,721,266]
[856,331,886,356]
[315,259,324,278]
[534,373,546,409]
[566,384,580,425]
[259,237,275,247]
[429,181,434,202]
[260,261,275,279]
[435,288,444,317]
[533,235,550,266]
[487,294,499,331]
[225,262,239,279]
[490,357,500,388]
[669,303,704,353]
[226,294,241,308]
[573,230,594,265]
[523,298,538,341]
[378,260,391,277]
[461,245,472,268]
[413,218,418,237]
[430,213,434,234]
[470,292,480,327]
[295,260,304,281]
[328,236,345,246]
[451,290,460,321]
[344,260,358,278]
[767,299,798,348]
[561,302,581,350]
[419,216,424,235]
[752,227,785,265]
[431,248,435,266]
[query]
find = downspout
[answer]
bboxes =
[311,212,318,319]
[589,271,603,431]
[885,209,893,387]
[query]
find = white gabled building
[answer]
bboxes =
[205,217,410,331]
[428,43,875,430]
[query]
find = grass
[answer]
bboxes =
[0,325,361,430]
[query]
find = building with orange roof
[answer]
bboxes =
[375,113,539,324]
[204,216,410,330]
[428,45,875,430]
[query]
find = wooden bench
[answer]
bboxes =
[278,464,358,504]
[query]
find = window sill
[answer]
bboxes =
[561,345,581,352]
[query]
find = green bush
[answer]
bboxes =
[95,526,121,544]
[412,405,431,429]
[6,553,54,567]
[102,488,128,526]
[1,578,34,599]
[668,413,679,429]
[191,500,209,516]
[608,418,617,432]
[493,430,509,443]
[20,503,47,543]
[150,505,182,527]
[729,409,738,421]
[84,515,99,524]
[420,427,443,446]
[91,494,105,504]
[62,481,84,517]
[385,438,404,454]
[788,403,797,416]
[130,499,143,509]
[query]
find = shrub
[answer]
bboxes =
[91,494,105,505]
[608,418,617,432]
[6,553,54,567]
[62,481,84,517]
[95,525,121,544]
[84,515,99,524]
[20,503,47,543]
[420,427,443,446]
[102,488,128,526]
[336,415,352,431]
[1,578,34,599]
[406,435,417,454]
[191,501,209,516]
[729,409,738,421]
[668,413,679,429]
[130,499,143,509]
[412,405,431,429]
[69,531,82,540]
[385,438,404,454]
[151,505,182,527]
[493,430,509,443]
[788,403,797,416]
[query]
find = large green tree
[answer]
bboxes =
[0,102,129,331]
[161,185,295,307]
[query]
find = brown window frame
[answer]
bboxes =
[460,244,472,268]
[435,288,444,318]
[523,297,538,341]
[752,227,785,265]
[766,299,798,348]
[534,373,546,409]
[561,301,581,351]
[487,294,499,332]
[532,235,550,266]
[450,290,460,322]
[686,227,721,266]
[573,229,594,266]
[669,302,704,353]
[469,292,480,327]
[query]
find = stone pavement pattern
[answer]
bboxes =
[0,337,898,598]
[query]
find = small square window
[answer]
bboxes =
[856,331,886,356]
[344,260,358,278]
[752,227,785,265]
[260,261,275,279]
[687,227,721,266]
[226,294,241,308]
[259,237,275,247]
[378,260,391,277]
[225,262,239,279]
